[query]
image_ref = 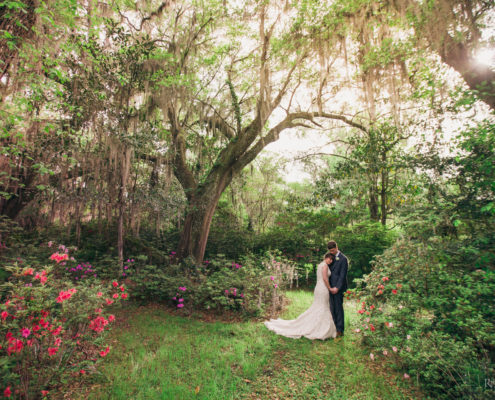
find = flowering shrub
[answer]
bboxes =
[130,253,289,315]
[0,259,128,398]
[353,239,494,399]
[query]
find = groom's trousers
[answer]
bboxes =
[330,292,345,333]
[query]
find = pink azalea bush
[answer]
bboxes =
[352,239,494,399]
[0,257,128,398]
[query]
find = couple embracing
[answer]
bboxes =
[264,240,348,340]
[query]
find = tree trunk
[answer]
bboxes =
[380,152,388,226]
[368,186,379,222]
[177,177,230,263]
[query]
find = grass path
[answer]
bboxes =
[83,291,422,400]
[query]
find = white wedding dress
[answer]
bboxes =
[264,261,337,340]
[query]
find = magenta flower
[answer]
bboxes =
[270,276,275,281]
[225,289,229,295]
[177,303,184,308]
[178,298,184,303]
[21,328,31,338]
[178,286,186,291]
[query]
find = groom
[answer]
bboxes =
[327,240,348,337]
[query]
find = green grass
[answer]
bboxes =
[83,291,422,400]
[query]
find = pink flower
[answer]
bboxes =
[97,292,103,297]
[178,298,184,303]
[357,309,364,314]
[354,328,361,333]
[1,311,8,320]
[392,346,398,352]
[382,277,389,282]
[369,324,376,332]
[99,346,110,357]
[369,353,374,361]
[383,350,388,356]
[4,386,11,397]
[105,299,114,305]
[406,334,411,340]
[108,315,115,322]
[112,293,119,299]
[403,373,410,379]
[224,290,229,295]
[177,303,184,308]
[392,289,398,294]
[274,284,278,288]
[178,286,186,291]
[270,276,275,281]
[54,337,62,346]
[51,326,62,336]
[48,347,58,356]
[121,293,128,299]
[112,281,118,287]
[21,328,31,338]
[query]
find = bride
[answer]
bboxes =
[264,253,337,340]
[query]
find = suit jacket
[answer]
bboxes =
[329,252,349,293]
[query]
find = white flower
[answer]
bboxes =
[336,256,340,261]
[406,334,411,340]
[392,346,398,352]
[370,353,374,361]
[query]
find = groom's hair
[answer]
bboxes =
[327,240,338,250]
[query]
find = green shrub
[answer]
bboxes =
[0,258,127,398]
[331,221,397,286]
[129,253,293,316]
[354,238,494,399]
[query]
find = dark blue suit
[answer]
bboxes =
[329,252,348,333]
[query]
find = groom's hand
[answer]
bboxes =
[330,287,338,294]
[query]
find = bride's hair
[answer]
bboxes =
[324,252,335,261]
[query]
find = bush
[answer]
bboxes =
[0,255,128,398]
[331,221,397,286]
[129,253,294,316]
[354,238,494,399]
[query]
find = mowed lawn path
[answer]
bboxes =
[83,291,422,400]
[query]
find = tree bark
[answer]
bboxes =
[177,175,230,263]
[439,36,495,110]
[369,185,379,222]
